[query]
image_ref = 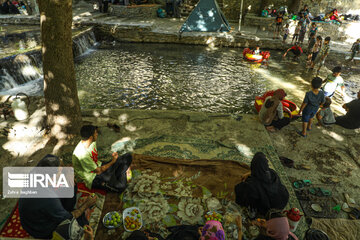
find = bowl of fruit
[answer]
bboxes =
[123,207,142,232]
[103,211,122,229]
[204,211,223,222]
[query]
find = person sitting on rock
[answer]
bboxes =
[234,152,289,216]
[72,125,132,193]
[19,154,96,239]
[283,42,303,61]
[335,89,360,129]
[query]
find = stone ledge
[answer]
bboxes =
[109,4,160,19]
[95,23,286,49]
[0,15,40,25]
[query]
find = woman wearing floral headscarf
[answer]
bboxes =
[199,220,226,240]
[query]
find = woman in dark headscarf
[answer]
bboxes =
[234,152,289,215]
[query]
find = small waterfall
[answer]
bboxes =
[72,31,97,57]
[0,51,42,91]
[1,69,19,89]
[0,28,97,95]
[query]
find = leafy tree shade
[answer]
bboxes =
[38,0,82,140]
[260,0,271,13]
[288,0,302,14]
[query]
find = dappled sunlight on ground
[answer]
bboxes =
[2,109,48,157]
[253,67,307,105]
[344,21,360,43]
[321,128,344,142]
[234,143,253,159]
[118,114,129,125]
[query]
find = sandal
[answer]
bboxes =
[280,156,294,168]
[293,180,312,189]
[321,177,339,184]
[342,202,352,213]
[107,123,120,132]
[297,131,307,138]
[349,207,360,220]
[309,188,331,197]
[344,193,358,208]
[296,164,311,170]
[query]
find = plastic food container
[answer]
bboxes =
[123,207,143,232]
[103,211,122,229]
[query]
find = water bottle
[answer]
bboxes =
[11,98,29,121]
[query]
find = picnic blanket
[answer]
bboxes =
[0,183,106,239]
[96,153,250,239]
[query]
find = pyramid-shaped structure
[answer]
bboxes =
[180,0,231,33]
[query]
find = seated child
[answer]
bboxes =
[283,42,303,60]
[316,97,335,127]
[298,77,325,137]
[253,46,261,55]
[325,9,341,23]
[253,210,299,240]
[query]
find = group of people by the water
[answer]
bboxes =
[258,67,360,136]
[271,4,360,72]
[18,124,333,240]
[0,0,27,14]
[251,4,360,135]
[10,3,359,240]
[17,134,301,240]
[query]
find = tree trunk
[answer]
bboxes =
[288,0,302,14]
[260,0,271,11]
[38,0,82,141]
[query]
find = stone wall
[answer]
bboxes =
[0,16,40,25]
[93,22,286,49]
[110,4,160,18]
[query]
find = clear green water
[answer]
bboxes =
[75,43,298,114]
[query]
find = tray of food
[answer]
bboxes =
[103,211,122,229]
[204,211,223,222]
[123,207,143,232]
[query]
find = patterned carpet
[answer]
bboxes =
[100,135,307,239]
